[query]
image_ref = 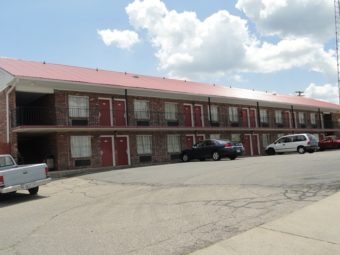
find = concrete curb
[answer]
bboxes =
[189,192,340,255]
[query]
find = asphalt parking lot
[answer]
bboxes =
[1,151,340,255]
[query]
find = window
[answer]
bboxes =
[277,133,285,139]
[0,156,15,168]
[69,96,89,118]
[310,113,316,125]
[293,135,306,142]
[262,134,271,148]
[210,134,220,139]
[167,135,180,153]
[275,111,282,124]
[136,135,152,154]
[165,103,178,120]
[277,137,292,143]
[229,107,239,122]
[70,136,91,158]
[134,100,149,119]
[260,109,268,123]
[298,112,305,124]
[208,105,219,122]
[231,134,241,142]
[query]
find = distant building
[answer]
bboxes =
[0,58,339,171]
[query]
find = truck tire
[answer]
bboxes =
[28,187,39,195]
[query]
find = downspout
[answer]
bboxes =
[208,97,212,126]
[291,105,295,129]
[6,83,16,143]
[124,89,129,126]
[256,102,261,128]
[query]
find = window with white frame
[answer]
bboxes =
[136,135,152,154]
[68,96,89,118]
[231,134,241,142]
[167,135,181,153]
[70,136,91,158]
[229,107,239,122]
[298,112,305,124]
[262,134,271,148]
[210,134,220,139]
[165,103,178,120]
[208,105,219,122]
[260,109,268,123]
[134,100,150,119]
[310,113,316,125]
[275,110,282,124]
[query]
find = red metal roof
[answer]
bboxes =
[0,57,339,110]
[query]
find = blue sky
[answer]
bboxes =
[0,0,338,103]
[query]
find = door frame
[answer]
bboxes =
[196,133,205,142]
[284,110,291,128]
[249,108,258,128]
[98,97,113,126]
[242,108,250,127]
[183,104,194,127]
[194,104,204,127]
[185,134,196,148]
[99,135,114,166]
[251,134,260,156]
[114,135,131,166]
[114,98,127,126]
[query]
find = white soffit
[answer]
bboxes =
[0,69,14,92]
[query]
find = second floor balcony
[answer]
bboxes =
[11,106,324,131]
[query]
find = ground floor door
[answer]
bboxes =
[100,137,113,166]
[185,135,195,149]
[114,136,129,166]
[242,134,260,156]
[196,134,205,142]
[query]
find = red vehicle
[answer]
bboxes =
[318,136,340,151]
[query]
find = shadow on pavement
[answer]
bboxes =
[0,192,47,208]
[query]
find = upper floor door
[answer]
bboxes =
[99,99,112,126]
[114,99,126,126]
[183,105,193,127]
[242,108,249,127]
[249,109,257,128]
[194,105,203,127]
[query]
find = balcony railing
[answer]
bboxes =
[11,107,323,130]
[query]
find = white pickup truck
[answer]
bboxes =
[0,154,51,195]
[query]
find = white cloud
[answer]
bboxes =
[246,38,336,78]
[97,29,140,49]
[304,83,339,104]
[236,0,333,42]
[123,0,335,81]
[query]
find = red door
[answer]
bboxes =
[185,135,194,149]
[100,137,113,166]
[283,111,290,128]
[183,105,192,127]
[242,135,251,156]
[196,135,205,142]
[194,106,203,127]
[99,99,111,126]
[115,136,129,166]
[114,100,126,126]
[252,135,259,156]
[242,109,248,127]
[249,109,256,128]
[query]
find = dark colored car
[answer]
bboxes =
[180,139,244,162]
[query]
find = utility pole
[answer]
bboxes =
[334,0,340,104]
[295,91,304,97]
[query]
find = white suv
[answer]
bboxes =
[265,133,319,155]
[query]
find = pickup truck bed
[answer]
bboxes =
[0,155,51,195]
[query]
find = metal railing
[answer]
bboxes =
[11,107,323,130]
